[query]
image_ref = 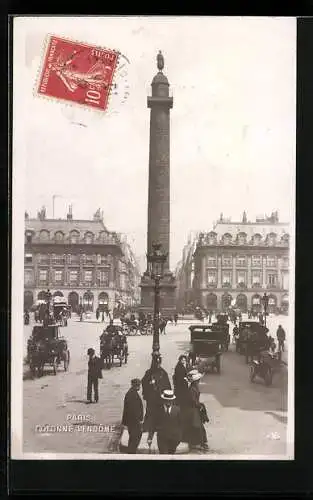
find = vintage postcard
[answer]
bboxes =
[11,16,296,460]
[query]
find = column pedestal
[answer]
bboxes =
[139,272,176,316]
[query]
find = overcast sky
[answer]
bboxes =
[15,16,296,272]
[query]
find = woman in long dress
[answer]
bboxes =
[185,370,209,451]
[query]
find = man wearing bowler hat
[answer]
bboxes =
[86,348,102,403]
[155,389,182,454]
[121,379,144,454]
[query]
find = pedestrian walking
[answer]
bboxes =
[121,378,144,454]
[96,308,100,321]
[276,325,286,352]
[155,390,182,454]
[174,313,178,326]
[172,355,189,407]
[142,353,171,446]
[185,369,209,451]
[86,348,102,403]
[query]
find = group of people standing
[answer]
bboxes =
[122,353,209,454]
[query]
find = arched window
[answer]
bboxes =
[85,232,94,244]
[99,231,109,243]
[252,233,262,245]
[39,230,50,241]
[281,233,290,245]
[267,232,277,246]
[207,231,217,245]
[237,232,247,245]
[55,231,64,242]
[25,230,33,244]
[222,233,232,245]
[70,230,80,244]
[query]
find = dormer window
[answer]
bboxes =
[207,231,217,245]
[25,231,33,244]
[85,232,94,244]
[55,231,64,242]
[267,232,277,246]
[252,233,262,245]
[39,230,50,241]
[281,233,290,245]
[237,232,247,245]
[70,230,80,244]
[222,233,232,245]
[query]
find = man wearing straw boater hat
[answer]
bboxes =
[155,389,182,454]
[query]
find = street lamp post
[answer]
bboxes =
[147,243,167,356]
[262,292,269,328]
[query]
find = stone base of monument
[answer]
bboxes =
[119,429,189,454]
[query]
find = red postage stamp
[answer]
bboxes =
[37,35,119,111]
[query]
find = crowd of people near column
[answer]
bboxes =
[121,353,209,455]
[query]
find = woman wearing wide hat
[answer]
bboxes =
[185,369,209,451]
[173,355,189,407]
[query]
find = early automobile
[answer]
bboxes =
[188,324,222,374]
[27,324,70,377]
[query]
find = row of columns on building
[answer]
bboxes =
[201,255,285,288]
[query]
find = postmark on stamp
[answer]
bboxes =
[37,35,119,112]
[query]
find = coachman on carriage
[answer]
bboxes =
[99,324,128,369]
[27,324,70,377]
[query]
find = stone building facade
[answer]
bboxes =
[178,212,290,314]
[175,231,199,312]
[24,207,141,313]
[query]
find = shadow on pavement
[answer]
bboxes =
[175,340,287,413]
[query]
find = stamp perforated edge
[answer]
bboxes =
[33,33,127,115]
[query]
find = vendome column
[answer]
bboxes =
[139,51,176,315]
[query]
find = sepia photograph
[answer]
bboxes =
[11,16,295,460]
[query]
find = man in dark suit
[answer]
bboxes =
[142,354,171,445]
[87,348,102,403]
[122,379,144,454]
[155,390,182,454]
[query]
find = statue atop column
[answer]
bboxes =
[157,50,164,71]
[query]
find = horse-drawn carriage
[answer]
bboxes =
[188,324,222,374]
[53,297,69,326]
[236,321,270,363]
[100,326,128,369]
[27,324,70,377]
[121,317,139,335]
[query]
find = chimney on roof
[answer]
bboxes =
[67,205,73,220]
[93,208,102,221]
[38,206,46,221]
[25,211,29,220]
[242,211,247,223]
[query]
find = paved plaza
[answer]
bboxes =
[23,314,289,456]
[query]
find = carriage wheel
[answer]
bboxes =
[52,357,57,375]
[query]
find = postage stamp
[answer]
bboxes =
[36,35,119,112]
